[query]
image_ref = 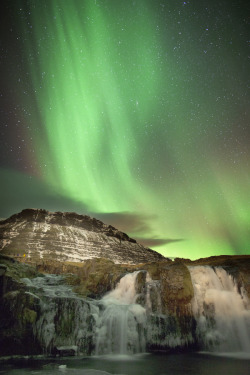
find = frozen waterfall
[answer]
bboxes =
[20,264,250,356]
[95,271,147,355]
[188,266,250,353]
[22,274,98,355]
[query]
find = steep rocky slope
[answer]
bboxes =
[0,209,164,264]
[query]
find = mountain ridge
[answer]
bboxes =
[0,208,165,264]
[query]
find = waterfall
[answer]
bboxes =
[22,274,98,355]
[19,264,250,356]
[95,271,147,355]
[188,266,250,352]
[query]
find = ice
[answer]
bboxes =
[189,265,250,352]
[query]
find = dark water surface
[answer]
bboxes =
[0,353,250,375]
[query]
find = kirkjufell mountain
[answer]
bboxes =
[0,208,164,264]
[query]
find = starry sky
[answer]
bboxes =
[0,0,249,260]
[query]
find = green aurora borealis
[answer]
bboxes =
[0,0,249,259]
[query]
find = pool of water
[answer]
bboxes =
[1,352,250,375]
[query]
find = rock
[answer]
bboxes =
[0,264,8,276]
[135,270,147,294]
[53,345,78,356]
[136,260,196,350]
[0,289,42,355]
[0,209,164,265]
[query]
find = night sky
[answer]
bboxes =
[0,0,249,259]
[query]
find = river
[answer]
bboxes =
[1,352,250,375]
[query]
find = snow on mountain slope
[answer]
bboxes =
[0,209,165,264]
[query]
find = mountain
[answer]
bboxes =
[0,208,165,264]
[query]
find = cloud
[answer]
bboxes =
[135,238,184,248]
[0,170,185,250]
[0,168,90,218]
[92,211,156,234]
[92,210,184,248]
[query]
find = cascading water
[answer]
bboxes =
[22,274,98,355]
[19,264,250,357]
[188,266,250,353]
[95,271,147,355]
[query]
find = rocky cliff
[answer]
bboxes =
[0,209,164,264]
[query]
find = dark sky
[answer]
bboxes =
[0,0,249,259]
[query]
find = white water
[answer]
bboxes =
[22,274,99,354]
[189,266,250,353]
[95,271,147,355]
[20,265,250,356]
[22,274,77,298]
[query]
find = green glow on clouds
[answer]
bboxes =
[15,0,249,259]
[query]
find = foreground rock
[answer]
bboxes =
[0,254,249,356]
[0,209,164,264]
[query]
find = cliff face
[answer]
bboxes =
[0,209,164,265]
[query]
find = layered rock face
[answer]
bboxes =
[0,209,164,264]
